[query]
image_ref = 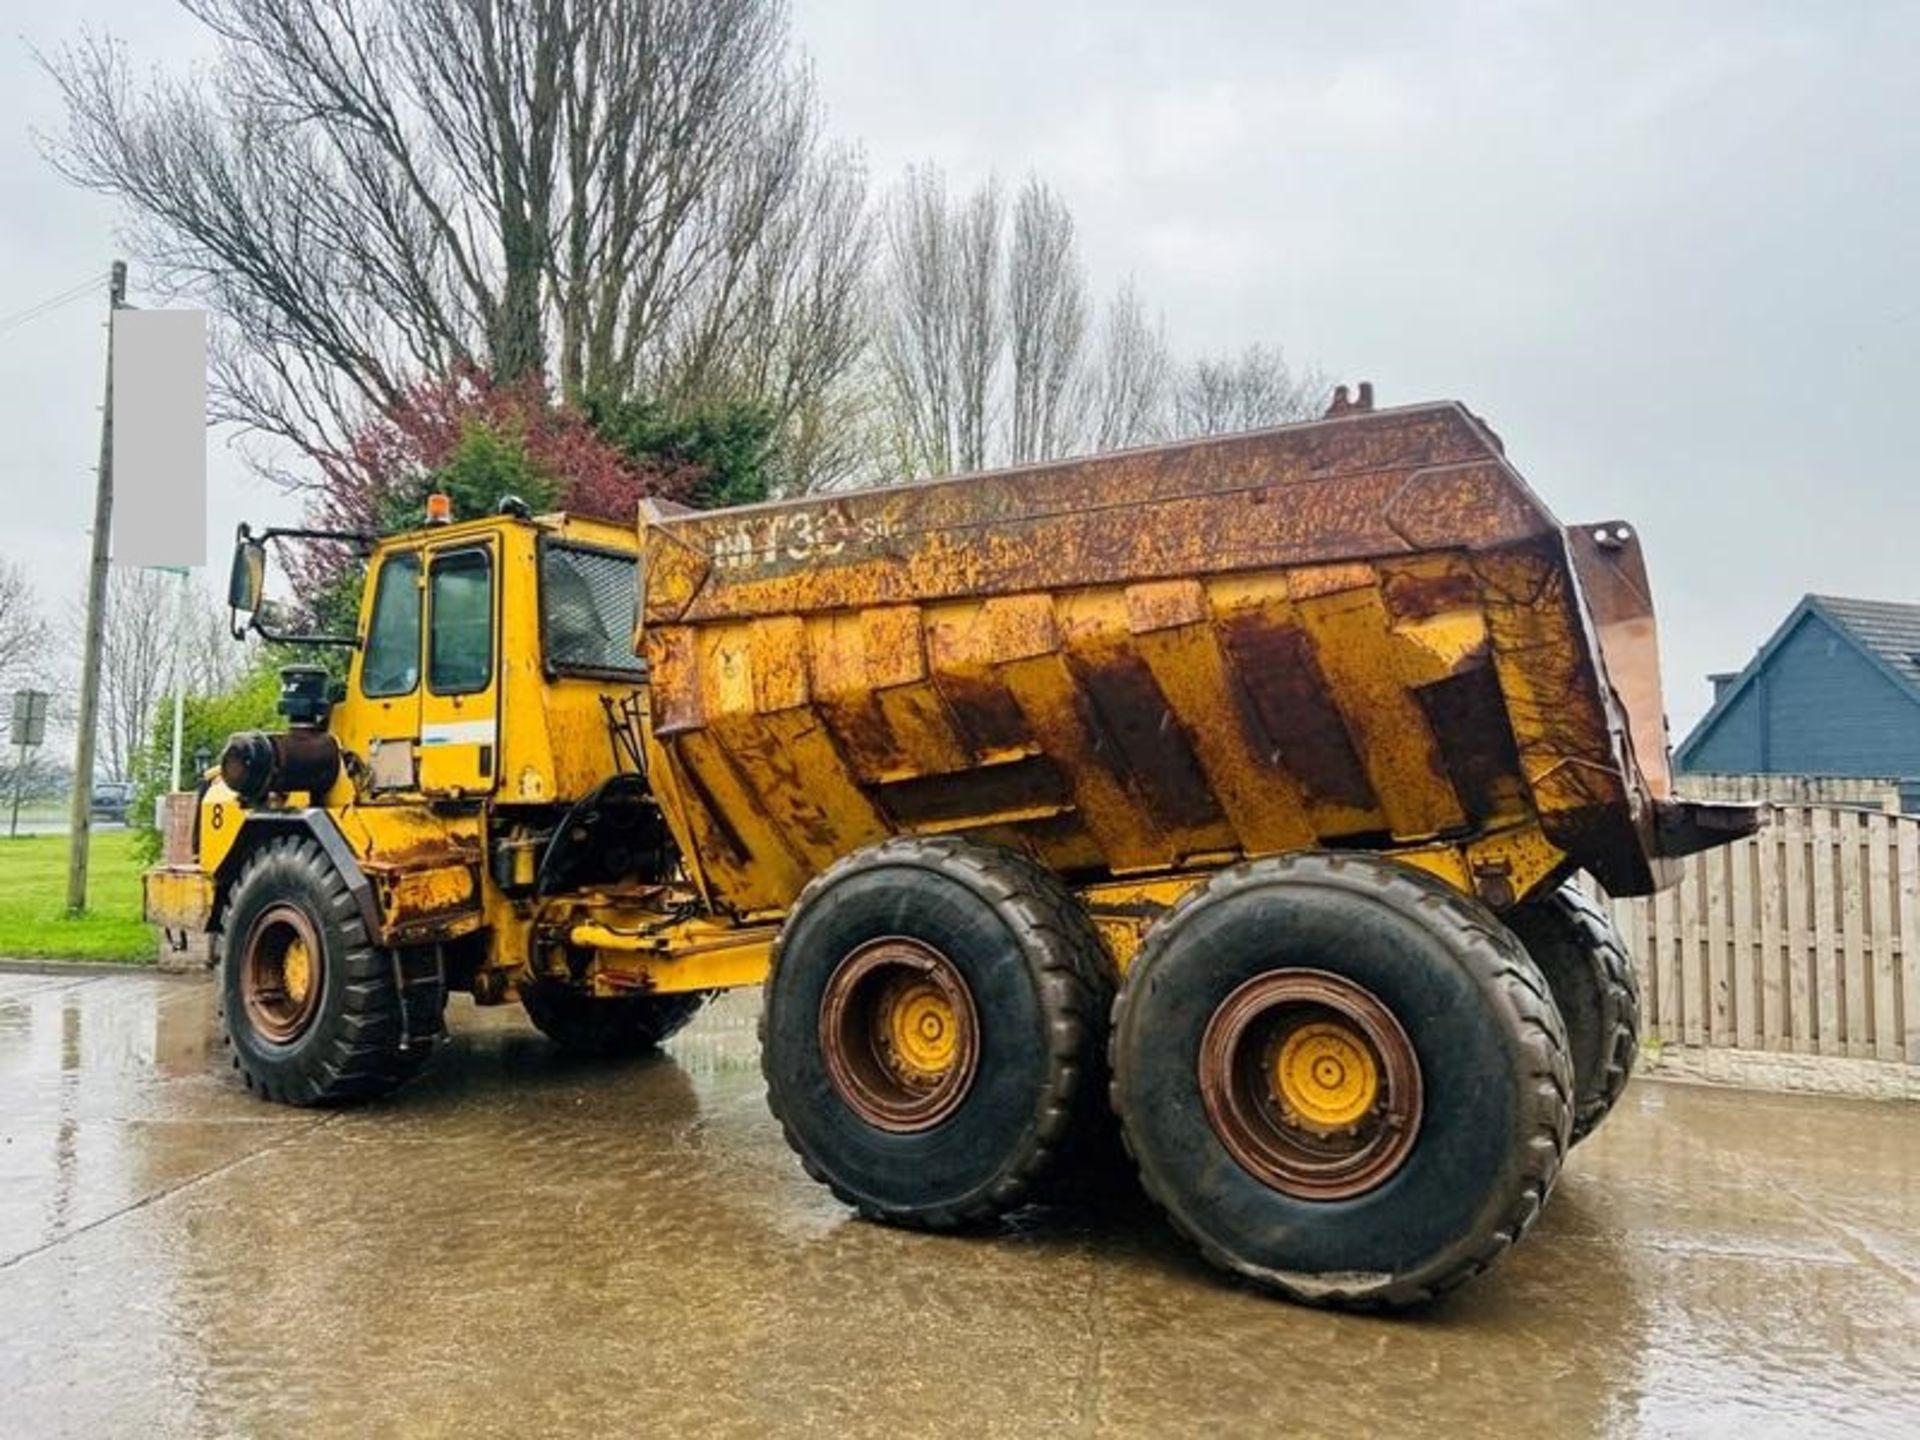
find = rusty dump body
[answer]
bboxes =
[638,400,1749,926]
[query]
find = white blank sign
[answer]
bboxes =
[112,309,207,568]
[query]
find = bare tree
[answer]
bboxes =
[1172,343,1327,438]
[1090,280,1172,451]
[878,169,1105,477]
[42,0,871,490]
[0,559,51,695]
[654,139,876,489]
[179,578,249,697]
[75,569,172,783]
[950,182,1004,472]
[872,172,1329,478]
[53,570,243,784]
[876,167,977,477]
[48,5,1327,498]
[1006,179,1089,464]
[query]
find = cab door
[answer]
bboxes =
[355,548,424,793]
[419,539,500,795]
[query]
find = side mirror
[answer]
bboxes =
[228,529,266,633]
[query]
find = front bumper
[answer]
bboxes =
[143,866,213,935]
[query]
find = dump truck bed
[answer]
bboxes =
[638,400,1745,919]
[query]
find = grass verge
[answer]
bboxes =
[0,830,153,963]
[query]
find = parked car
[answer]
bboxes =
[88,781,133,825]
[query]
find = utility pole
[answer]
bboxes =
[65,259,127,915]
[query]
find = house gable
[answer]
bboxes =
[1677,670,1765,772]
[1677,602,1920,777]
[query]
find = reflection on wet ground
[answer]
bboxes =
[0,970,1915,1437]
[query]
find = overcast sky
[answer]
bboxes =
[2,0,1915,735]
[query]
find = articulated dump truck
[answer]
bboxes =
[146,395,1753,1308]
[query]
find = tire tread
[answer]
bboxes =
[217,834,442,1106]
[1509,883,1641,1143]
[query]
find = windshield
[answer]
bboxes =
[361,552,421,697]
[429,548,494,695]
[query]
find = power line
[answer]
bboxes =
[0,274,113,339]
[0,276,104,334]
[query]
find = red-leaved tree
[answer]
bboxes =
[289,365,706,604]
[309,364,704,530]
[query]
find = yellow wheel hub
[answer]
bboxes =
[283,936,314,1006]
[1274,1020,1380,1133]
[880,979,961,1081]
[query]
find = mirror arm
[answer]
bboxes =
[245,612,361,649]
[259,525,378,556]
[228,520,369,646]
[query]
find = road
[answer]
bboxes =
[2,817,124,837]
[0,969,1914,1438]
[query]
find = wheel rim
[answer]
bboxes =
[240,902,326,1044]
[819,938,980,1132]
[1198,968,1422,1200]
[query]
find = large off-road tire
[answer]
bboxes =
[218,834,444,1106]
[1506,883,1641,1144]
[985,846,1124,1200]
[1110,852,1573,1310]
[760,836,1109,1230]
[521,986,708,1057]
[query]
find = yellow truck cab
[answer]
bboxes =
[147,504,711,1087]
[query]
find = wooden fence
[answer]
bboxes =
[1676,772,1906,812]
[1582,804,1920,1067]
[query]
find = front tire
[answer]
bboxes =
[760,837,1108,1230]
[218,835,442,1105]
[1110,853,1572,1310]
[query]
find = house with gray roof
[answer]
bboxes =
[1674,595,1920,811]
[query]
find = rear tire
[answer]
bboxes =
[1507,883,1641,1143]
[760,836,1108,1230]
[521,986,707,1057]
[1110,852,1572,1310]
[973,844,1123,1201]
[218,834,443,1106]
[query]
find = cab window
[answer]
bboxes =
[429,548,493,694]
[540,541,646,678]
[361,552,421,698]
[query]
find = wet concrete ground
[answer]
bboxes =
[1,970,1914,1439]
